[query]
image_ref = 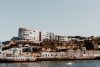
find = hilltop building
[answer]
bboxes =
[18,28,55,43]
[18,28,40,43]
[55,35,69,42]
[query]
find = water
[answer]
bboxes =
[0,60,100,67]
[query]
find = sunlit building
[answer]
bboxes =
[18,28,40,43]
[55,35,68,42]
[18,28,55,43]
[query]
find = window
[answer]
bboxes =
[24,34,29,36]
[30,32,32,34]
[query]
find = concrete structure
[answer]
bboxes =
[0,42,3,58]
[41,52,67,58]
[55,35,68,42]
[11,48,22,56]
[41,50,100,59]
[40,31,47,41]
[41,32,55,41]
[18,28,40,43]
[18,28,55,42]
[48,32,55,41]
[44,32,55,41]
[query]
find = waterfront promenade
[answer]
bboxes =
[0,50,100,62]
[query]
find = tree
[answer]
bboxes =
[83,40,94,50]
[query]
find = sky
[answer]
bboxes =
[0,0,100,41]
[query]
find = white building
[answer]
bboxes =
[48,32,55,41]
[18,28,40,43]
[55,35,68,42]
[18,28,55,42]
[41,32,47,41]
[11,48,22,56]
[41,52,67,58]
[42,32,55,41]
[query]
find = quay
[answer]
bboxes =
[0,50,100,62]
[36,57,96,61]
[0,56,98,63]
[0,57,37,63]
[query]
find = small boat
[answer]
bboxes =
[66,62,72,65]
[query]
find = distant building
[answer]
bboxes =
[18,28,40,43]
[46,32,55,41]
[18,28,55,42]
[55,35,68,42]
[39,32,55,41]
[40,32,48,41]
[11,48,22,56]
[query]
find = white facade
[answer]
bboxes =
[11,48,22,56]
[41,32,47,41]
[18,28,55,42]
[18,28,40,42]
[55,35,68,42]
[41,32,55,41]
[41,52,67,58]
[48,32,55,41]
[0,50,13,58]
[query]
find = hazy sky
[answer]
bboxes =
[0,0,100,41]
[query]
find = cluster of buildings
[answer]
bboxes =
[2,27,100,50]
[0,27,100,61]
[0,45,100,61]
[17,28,69,43]
[41,49,100,59]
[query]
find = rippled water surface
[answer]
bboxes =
[0,60,100,67]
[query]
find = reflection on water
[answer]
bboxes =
[0,60,100,67]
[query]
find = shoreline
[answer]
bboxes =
[0,57,100,63]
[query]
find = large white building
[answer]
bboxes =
[42,32,55,41]
[48,32,55,41]
[18,28,40,43]
[18,28,55,43]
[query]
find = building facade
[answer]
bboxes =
[18,28,55,43]
[18,28,40,43]
[55,35,68,42]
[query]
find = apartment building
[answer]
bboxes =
[18,28,55,43]
[18,28,40,43]
[55,35,68,42]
